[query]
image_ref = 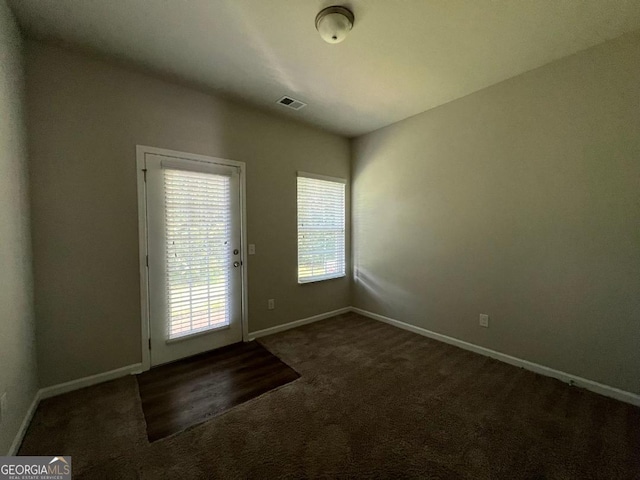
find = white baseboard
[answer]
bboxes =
[12,307,350,452]
[8,390,41,456]
[9,363,143,455]
[39,363,143,400]
[352,307,640,407]
[248,307,352,340]
[9,305,637,455]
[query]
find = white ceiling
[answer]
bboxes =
[9,0,640,137]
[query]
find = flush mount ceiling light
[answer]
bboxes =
[315,6,355,44]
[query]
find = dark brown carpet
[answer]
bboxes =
[137,341,300,442]
[18,313,640,479]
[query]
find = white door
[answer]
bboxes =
[144,153,243,366]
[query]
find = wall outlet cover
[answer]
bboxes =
[268,299,275,310]
[479,314,490,328]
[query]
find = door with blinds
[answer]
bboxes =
[144,153,243,366]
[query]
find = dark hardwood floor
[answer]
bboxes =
[137,341,300,442]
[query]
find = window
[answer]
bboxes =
[297,172,346,283]
[161,166,236,339]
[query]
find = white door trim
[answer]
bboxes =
[136,145,249,372]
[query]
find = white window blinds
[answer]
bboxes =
[164,168,232,339]
[297,172,346,283]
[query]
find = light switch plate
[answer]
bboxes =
[248,244,255,255]
[479,314,489,328]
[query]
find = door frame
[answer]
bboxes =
[136,145,249,372]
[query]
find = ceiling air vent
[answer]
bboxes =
[277,96,307,111]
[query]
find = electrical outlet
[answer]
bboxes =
[268,299,275,310]
[248,244,255,255]
[479,314,489,328]
[0,392,7,425]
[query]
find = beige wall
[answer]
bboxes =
[0,1,38,454]
[26,41,351,387]
[352,32,640,394]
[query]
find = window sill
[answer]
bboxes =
[298,273,346,285]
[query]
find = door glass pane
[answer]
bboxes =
[163,168,231,339]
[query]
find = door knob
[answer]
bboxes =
[233,261,241,267]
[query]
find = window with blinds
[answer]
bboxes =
[297,172,346,283]
[164,168,232,339]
